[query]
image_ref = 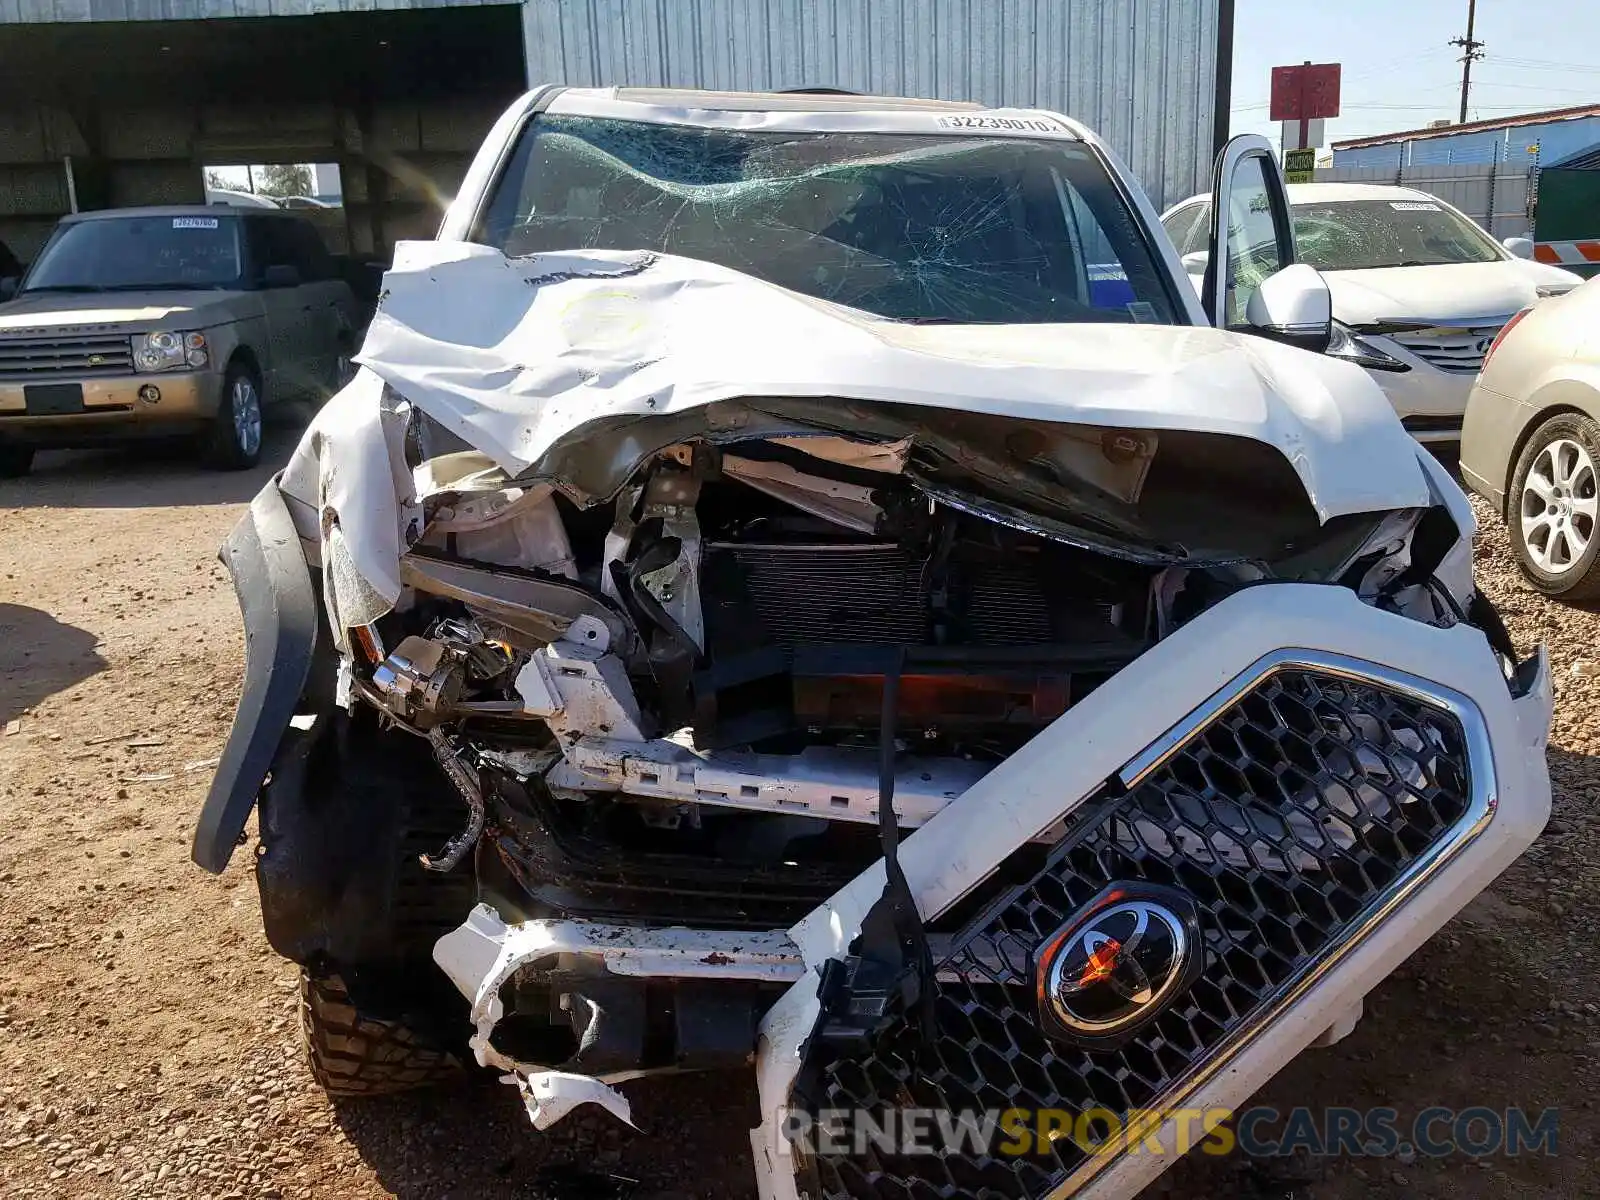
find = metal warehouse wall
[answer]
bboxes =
[520,0,1220,209]
[1334,114,1600,170]
[0,0,492,18]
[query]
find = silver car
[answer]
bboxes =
[1461,276,1600,596]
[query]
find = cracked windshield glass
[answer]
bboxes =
[476,115,1180,325]
[1292,198,1505,271]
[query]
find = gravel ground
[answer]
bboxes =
[0,428,1595,1198]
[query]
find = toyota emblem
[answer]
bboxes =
[1034,883,1204,1049]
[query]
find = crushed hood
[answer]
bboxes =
[1325,260,1578,327]
[287,242,1433,627]
[354,241,1428,520]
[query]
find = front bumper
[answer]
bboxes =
[0,369,226,444]
[434,584,1551,1200]
[1358,340,1474,443]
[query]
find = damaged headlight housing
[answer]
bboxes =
[1326,321,1408,372]
[133,330,208,372]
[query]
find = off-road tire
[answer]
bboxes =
[300,971,465,1097]
[0,444,33,478]
[1507,411,1600,601]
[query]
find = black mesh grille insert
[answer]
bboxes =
[791,666,1475,1199]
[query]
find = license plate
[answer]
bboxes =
[23,383,85,415]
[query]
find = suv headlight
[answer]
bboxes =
[1327,321,1409,372]
[133,331,208,372]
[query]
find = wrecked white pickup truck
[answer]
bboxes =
[193,88,1553,1199]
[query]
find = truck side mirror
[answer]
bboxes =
[1502,236,1535,260]
[1245,263,1333,354]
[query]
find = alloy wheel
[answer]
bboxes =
[1520,437,1598,574]
[232,376,263,458]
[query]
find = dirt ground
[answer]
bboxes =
[1,420,1596,1199]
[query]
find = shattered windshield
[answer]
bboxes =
[475,115,1181,325]
[1292,199,1504,271]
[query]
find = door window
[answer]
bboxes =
[1223,156,1287,325]
[1201,137,1297,327]
[245,217,296,283]
[283,220,335,281]
[1160,203,1204,254]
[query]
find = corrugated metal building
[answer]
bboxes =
[0,0,1227,266]
[1332,103,1600,169]
[521,0,1224,211]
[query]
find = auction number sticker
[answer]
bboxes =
[172,217,220,229]
[1389,201,1440,212]
[936,115,1069,133]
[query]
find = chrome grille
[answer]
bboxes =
[791,662,1478,1198]
[0,328,135,380]
[1388,322,1505,375]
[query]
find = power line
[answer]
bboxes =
[1490,56,1600,75]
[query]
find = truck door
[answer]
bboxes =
[1203,135,1300,329]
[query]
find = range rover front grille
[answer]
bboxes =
[0,329,135,380]
[791,660,1480,1199]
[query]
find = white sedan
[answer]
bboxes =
[1162,182,1582,442]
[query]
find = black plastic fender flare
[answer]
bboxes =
[192,479,322,874]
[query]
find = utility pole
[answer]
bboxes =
[1450,0,1486,124]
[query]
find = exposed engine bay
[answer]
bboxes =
[332,405,1460,939]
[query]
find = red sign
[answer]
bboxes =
[1270,63,1342,122]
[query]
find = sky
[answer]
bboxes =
[1230,0,1600,149]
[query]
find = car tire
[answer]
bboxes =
[202,362,264,471]
[300,971,465,1098]
[0,444,33,478]
[1507,412,1600,600]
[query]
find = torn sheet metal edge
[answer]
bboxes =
[432,905,1009,997]
[432,905,799,1133]
[434,905,809,1002]
[722,454,882,535]
[514,1071,636,1132]
[547,739,991,827]
[749,583,1551,1200]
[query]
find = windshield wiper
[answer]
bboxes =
[18,285,105,294]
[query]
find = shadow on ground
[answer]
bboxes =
[334,1069,760,1199]
[0,603,106,724]
[0,403,312,510]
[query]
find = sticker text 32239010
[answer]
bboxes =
[935,115,1071,134]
